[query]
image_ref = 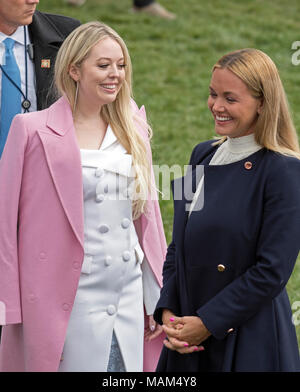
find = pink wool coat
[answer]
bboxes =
[0,96,167,372]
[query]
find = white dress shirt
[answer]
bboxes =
[0,25,37,112]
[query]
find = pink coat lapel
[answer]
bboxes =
[37,96,84,248]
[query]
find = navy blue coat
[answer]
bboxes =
[154,140,300,372]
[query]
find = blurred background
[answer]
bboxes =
[40,0,300,344]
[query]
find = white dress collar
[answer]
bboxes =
[100,124,118,151]
[80,125,132,177]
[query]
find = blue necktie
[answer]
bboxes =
[0,38,21,157]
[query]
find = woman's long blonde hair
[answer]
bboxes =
[212,48,300,159]
[54,21,152,219]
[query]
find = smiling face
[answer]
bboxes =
[0,0,39,35]
[207,67,262,138]
[70,37,126,110]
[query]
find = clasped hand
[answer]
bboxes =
[161,309,211,354]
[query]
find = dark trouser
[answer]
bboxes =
[134,0,154,8]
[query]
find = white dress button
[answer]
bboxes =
[99,224,109,233]
[107,304,116,315]
[95,167,104,178]
[121,218,131,229]
[96,194,105,203]
[122,251,131,262]
[104,255,112,266]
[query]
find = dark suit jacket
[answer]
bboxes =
[28,11,80,110]
[154,140,300,372]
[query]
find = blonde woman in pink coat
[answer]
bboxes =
[0,21,166,372]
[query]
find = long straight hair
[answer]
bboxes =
[54,21,152,219]
[212,48,300,159]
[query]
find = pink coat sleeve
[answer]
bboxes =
[0,115,28,325]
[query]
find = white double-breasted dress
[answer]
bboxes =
[58,125,160,372]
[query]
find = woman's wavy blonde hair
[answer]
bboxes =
[54,21,152,219]
[212,48,300,159]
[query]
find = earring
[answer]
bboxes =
[73,81,79,115]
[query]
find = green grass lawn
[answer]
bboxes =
[40,0,300,345]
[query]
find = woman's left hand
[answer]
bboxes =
[162,316,211,347]
[144,315,164,341]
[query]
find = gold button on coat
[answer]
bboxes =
[217,264,226,272]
